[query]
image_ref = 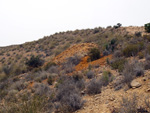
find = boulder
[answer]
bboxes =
[130,80,141,88]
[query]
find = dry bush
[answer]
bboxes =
[86,78,102,95]
[55,78,84,112]
[32,83,51,97]
[115,94,138,113]
[86,70,95,79]
[123,60,144,87]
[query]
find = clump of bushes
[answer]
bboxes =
[113,50,122,58]
[43,61,56,71]
[32,83,51,97]
[144,54,150,70]
[86,78,102,95]
[114,94,138,113]
[55,78,84,112]
[123,60,144,87]
[138,52,144,59]
[0,94,51,113]
[122,43,143,57]
[26,55,44,68]
[110,57,126,72]
[61,55,81,73]
[86,70,95,79]
[89,48,100,61]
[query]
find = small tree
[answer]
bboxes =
[113,23,122,29]
[145,23,150,33]
[89,48,100,61]
[26,55,44,68]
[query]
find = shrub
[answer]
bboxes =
[135,32,142,37]
[32,83,51,97]
[101,71,113,86]
[110,57,126,72]
[145,55,150,69]
[43,62,56,71]
[47,65,59,74]
[26,55,44,68]
[2,65,12,76]
[145,23,150,33]
[87,78,102,94]
[138,52,144,59]
[122,44,139,57]
[11,81,27,91]
[103,50,110,56]
[113,50,122,58]
[113,23,122,29]
[116,94,138,113]
[123,60,144,87]
[86,70,95,79]
[0,95,50,113]
[47,76,54,85]
[67,55,81,65]
[89,48,100,61]
[56,80,84,112]
[61,56,80,73]
[72,73,83,82]
[146,45,150,54]
[75,79,85,91]
[145,54,150,61]
[144,35,150,42]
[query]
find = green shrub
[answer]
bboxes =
[101,71,113,86]
[26,55,44,68]
[122,43,143,57]
[89,48,100,61]
[110,57,126,72]
[145,23,150,33]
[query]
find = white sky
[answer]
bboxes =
[0,0,150,46]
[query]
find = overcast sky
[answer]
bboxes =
[0,0,150,46]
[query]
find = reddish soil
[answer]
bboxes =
[75,54,112,71]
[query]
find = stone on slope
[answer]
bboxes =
[130,79,141,88]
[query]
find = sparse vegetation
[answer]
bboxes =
[0,25,150,113]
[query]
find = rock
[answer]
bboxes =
[81,90,85,95]
[146,88,150,92]
[130,80,141,88]
[109,97,115,101]
[142,77,147,81]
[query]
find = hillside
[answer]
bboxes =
[1,25,150,113]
